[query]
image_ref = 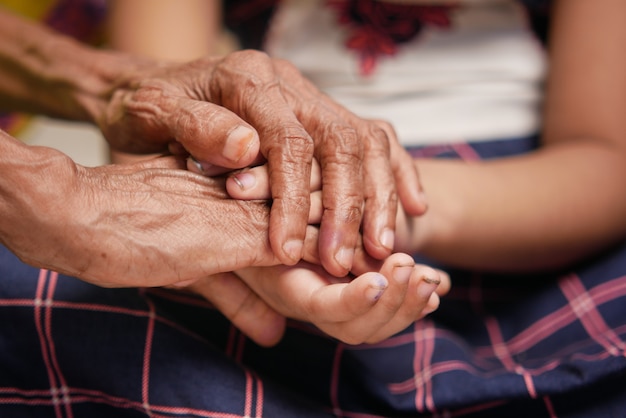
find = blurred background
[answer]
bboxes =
[18,117,108,167]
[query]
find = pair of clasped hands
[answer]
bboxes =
[47,51,449,346]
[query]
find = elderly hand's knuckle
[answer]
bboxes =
[173,106,212,139]
[365,124,392,152]
[321,124,363,161]
[287,194,311,211]
[267,125,314,159]
[225,49,270,67]
[335,202,363,225]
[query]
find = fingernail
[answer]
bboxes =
[283,239,303,261]
[334,247,354,271]
[188,156,213,174]
[417,275,440,298]
[232,171,256,190]
[365,273,388,301]
[224,125,257,163]
[393,264,413,284]
[380,227,395,250]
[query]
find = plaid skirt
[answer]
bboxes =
[1,137,625,418]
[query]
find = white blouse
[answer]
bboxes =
[265,0,547,146]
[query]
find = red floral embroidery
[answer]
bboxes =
[327,0,457,76]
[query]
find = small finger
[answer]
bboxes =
[336,253,415,344]
[365,263,441,343]
[306,272,388,323]
[226,159,321,200]
[188,153,266,177]
[187,273,286,347]
[308,191,323,224]
[435,269,451,296]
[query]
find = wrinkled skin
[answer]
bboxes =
[98,50,426,277]
[0,143,301,288]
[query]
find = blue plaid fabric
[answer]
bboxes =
[2,137,626,417]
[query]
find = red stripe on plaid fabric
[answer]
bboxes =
[0,385,258,417]
[141,296,157,415]
[244,370,253,417]
[470,277,626,361]
[34,269,63,418]
[40,388,144,413]
[44,272,74,418]
[390,358,504,395]
[423,321,436,412]
[485,315,537,398]
[1,385,307,418]
[255,374,264,417]
[542,395,558,418]
[3,293,228,352]
[412,319,437,413]
[559,274,626,356]
[0,298,43,307]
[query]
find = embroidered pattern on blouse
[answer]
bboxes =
[326,0,457,76]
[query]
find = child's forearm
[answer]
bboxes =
[399,140,626,272]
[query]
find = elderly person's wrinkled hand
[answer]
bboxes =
[0,134,320,289]
[97,51,427,277]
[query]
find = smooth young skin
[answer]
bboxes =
[227,0,626,273]
[187,253,450,346]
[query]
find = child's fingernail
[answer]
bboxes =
[224,125,257,163]
[366,274,388,301]
[232,171,256,190]
[417,275,440,298]
[187,156,212,174]
[393,264,413,284]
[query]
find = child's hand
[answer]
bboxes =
[235,252,449,345]
[225,160,420,255]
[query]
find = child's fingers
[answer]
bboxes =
[308,191,323,224]
[306,272,388,323]
[226,165,271,199]
[435,269,451,296]
[226,159,321,200]
[364,265,441,343]
[186,273,286,347]
[326,253,415,344]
